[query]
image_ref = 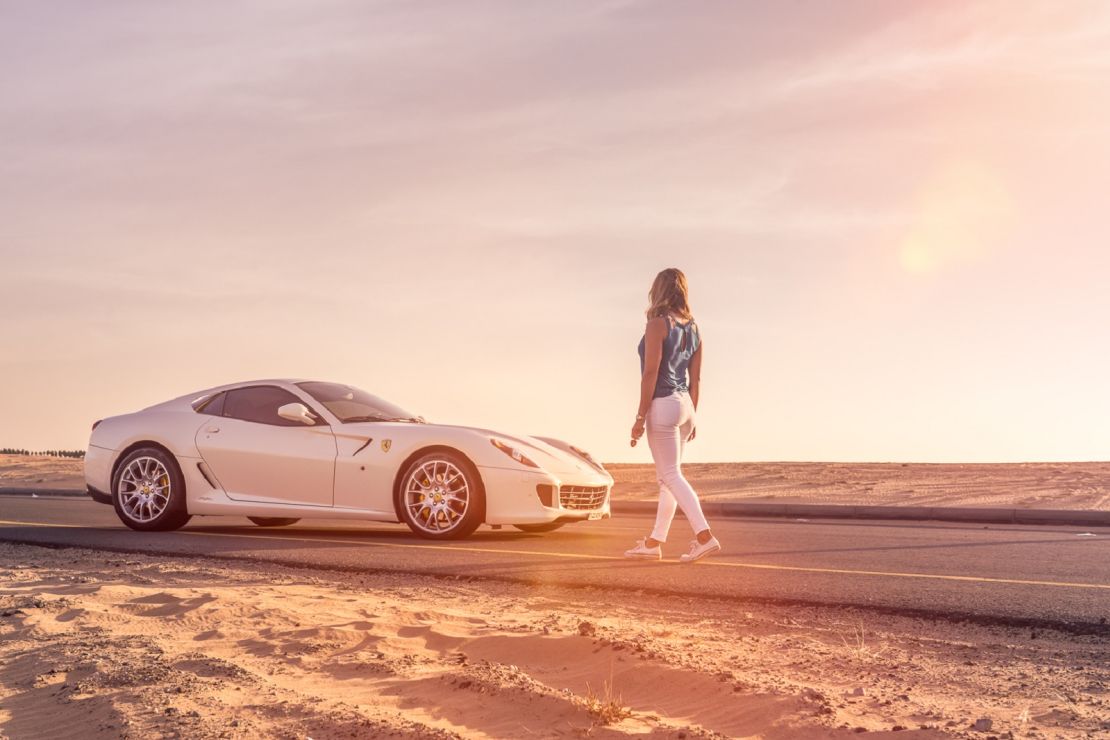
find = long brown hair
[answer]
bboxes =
[646,268,693,322]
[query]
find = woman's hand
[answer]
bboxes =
[631,417,646,445]
[687,427,697,442]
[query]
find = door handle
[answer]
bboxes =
[206,426,220,433]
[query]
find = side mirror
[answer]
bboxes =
[277,402,318,426]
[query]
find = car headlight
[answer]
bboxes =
[569,445,607,473]
[490,438,539,468]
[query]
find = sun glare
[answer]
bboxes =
[899,161,1011,274]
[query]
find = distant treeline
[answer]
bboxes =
[0,448,86,458]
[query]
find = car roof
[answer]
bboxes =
[144,379,326,411]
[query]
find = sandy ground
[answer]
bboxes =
[0,456,85,491]
[610,462,1110,510]
[4,455,1109,510]
[1,542,1107,739]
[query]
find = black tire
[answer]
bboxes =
[396,450,485,540]
[248,517,300,527]
[513,521,566,533]
[111,447,191,532]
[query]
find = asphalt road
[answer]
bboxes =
[1,496,1108,631]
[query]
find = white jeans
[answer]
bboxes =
[646,391,709,542]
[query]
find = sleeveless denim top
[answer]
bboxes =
[638,317,700,399]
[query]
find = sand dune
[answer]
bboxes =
[2,542,1107,738]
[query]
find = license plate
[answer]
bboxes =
[588,511,604,520]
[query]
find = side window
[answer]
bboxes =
[195,392,225,416]
[223,386,314,427]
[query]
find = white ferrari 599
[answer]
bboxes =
[84,380,612,539]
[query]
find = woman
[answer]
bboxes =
[625,268,720,563]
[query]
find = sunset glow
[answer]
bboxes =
[899,161,1012,274]
[2,1,1109,463]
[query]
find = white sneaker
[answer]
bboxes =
[624,538,662,560]
[679,536,721,563]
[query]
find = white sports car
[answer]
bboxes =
[84,379,612,539]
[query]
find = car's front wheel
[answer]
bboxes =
[112,447,191,532]
[248,517,300,527]
[397,451,484,540]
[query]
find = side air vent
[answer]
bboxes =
[197,462,220,489]
[535,484,555,508]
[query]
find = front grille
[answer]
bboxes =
[559,485,608,510]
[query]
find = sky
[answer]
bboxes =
[2,1,1109,463]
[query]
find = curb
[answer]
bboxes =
[610,501,1110,527]
[0,488,88,497]
[4,488,1108,528]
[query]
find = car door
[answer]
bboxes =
[195,385,337,507]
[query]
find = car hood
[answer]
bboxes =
[432,423,606,478]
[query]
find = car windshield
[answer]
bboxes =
[296,382,421,424]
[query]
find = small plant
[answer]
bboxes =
[582,678,632,724]
[838,620,888,660]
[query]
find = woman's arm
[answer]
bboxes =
[686,341,703,442]
[631,318,666,442]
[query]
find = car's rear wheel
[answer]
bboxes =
[248,517,300,527]
[397,451,484,540]
[112,447,191,532]
[513,521,566,533]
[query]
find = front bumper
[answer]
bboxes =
[477,465,612,525]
